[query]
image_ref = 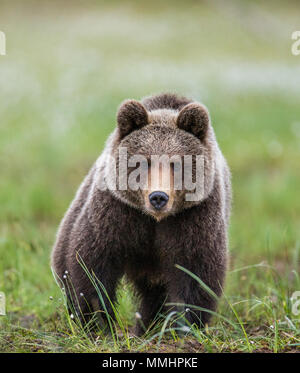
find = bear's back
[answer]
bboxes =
[142,93,192,112]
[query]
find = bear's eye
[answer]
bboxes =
[172,162,182,172]
[139,159,149,171]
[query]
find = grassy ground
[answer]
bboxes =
[0,0,299,352]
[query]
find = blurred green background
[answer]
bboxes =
[0,0,299,352]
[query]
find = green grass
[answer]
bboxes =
[0,0,299,352]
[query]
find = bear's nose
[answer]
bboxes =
[149,191,169,210]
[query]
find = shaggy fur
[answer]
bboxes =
[51,93,231,335]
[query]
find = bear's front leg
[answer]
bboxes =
[166,255,227,330]
[65,255,124,331]
[52,190,126,332]
[133,278,167,336]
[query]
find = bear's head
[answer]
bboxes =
[104,94,216,221]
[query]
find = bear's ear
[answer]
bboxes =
[176,103,210,141]
[117,99,149,139]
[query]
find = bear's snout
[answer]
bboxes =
[149,191,169,210]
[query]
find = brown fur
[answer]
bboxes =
[51,93,231,335]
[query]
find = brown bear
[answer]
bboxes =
[51,93,231,335]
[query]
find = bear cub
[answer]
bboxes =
[51,93,231,335]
